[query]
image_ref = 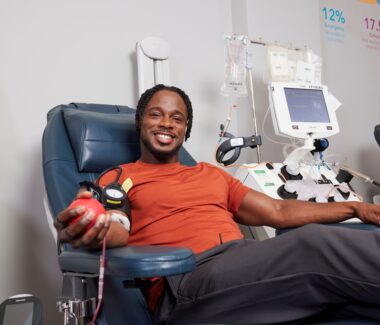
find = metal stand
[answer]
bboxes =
[58,273,98,325]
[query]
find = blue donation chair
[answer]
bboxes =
[42,103,196,324]
[42,103,380,324]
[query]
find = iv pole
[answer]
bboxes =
[245,38,261,163]
[247,38,304,164]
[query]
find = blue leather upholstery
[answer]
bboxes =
[59,244,194,278]
[63,108,141,172]
[42,103,196,324]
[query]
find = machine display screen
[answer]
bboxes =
[3,302,33,325]
[284,87,330,123]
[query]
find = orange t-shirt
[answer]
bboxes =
[99,160,251,309]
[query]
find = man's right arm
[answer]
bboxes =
[236,188,380,228]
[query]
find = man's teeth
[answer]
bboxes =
[157,134,172,139]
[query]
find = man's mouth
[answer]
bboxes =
[153,132,175,144]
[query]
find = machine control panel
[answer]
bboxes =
[235,162,361,204]
[235,162,362,238]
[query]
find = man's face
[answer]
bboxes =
[139,90,188,163]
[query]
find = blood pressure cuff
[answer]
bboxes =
[63,109,141,172]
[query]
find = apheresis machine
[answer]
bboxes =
[217,36,364,238]
[235,81,365,238]
[235,82,358,205]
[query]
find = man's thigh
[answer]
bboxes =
[166,224,380,324]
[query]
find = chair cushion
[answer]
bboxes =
[63,109,141,172]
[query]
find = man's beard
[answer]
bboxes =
[141,136,182,160]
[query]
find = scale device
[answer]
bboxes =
[0,294,43,325]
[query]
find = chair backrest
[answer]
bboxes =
[42,102,196,218]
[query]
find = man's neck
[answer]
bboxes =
[139,152,179,164]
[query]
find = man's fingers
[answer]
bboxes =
[93,214,111,244]
[57,211,95,242]
[59,227,78,243]
[71,214,110,248]
[85,214,110,240]
[55,206,87,228]
[76,190,92,199]
[94,214,111,231]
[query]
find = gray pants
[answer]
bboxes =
[157,224,380,324]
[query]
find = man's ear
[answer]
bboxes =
[184,125,188,142]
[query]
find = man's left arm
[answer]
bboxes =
[236,189,380,228]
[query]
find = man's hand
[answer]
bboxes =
[54,190,110,249]
[355,202,380,226]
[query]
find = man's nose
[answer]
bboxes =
[159,115,173,128]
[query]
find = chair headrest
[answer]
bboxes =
[63,109,141,172]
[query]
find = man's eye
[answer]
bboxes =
[149,112,161,117]
[173,116,184,122]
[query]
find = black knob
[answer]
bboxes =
[281,165,302,181]
[277,184,298,200]
[337,187,350,200]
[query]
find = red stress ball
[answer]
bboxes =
[68,198,106,231]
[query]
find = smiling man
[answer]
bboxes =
[136,86,190,163]
[55,84,380,324]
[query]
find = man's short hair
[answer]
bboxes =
[135,84,193,141]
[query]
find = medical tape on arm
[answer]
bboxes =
[110,212,131,232]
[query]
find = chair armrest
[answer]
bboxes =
[59,245,195,278]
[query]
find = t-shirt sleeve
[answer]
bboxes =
[217,167,251,216]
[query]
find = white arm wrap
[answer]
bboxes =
[110,213,131,231]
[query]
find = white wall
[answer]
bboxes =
[232,0,380,202]
[0,0,232,322]
[320,0,380,200]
